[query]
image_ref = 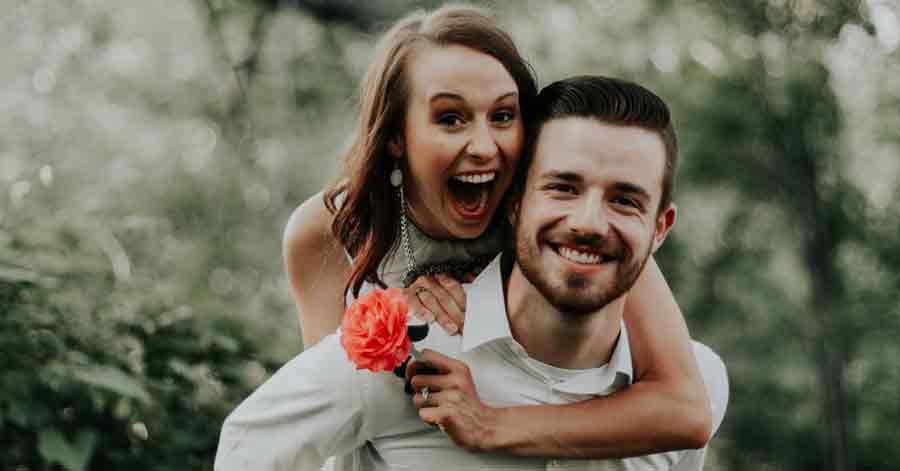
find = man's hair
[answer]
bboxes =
[518,75,678,211]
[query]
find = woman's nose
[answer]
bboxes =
[465,121,499,162]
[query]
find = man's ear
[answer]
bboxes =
[651,203,677,253]
[506,193,521,227]
[387,136,404,159]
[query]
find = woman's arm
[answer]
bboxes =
[411,257,713,458]
[283,192,470,347]
[283,191,352,348]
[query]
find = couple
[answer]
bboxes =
[217,5,727,470]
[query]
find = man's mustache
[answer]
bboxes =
[557,232,628,260]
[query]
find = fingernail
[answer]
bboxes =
[445,323,458,335]
[424,312,435,322]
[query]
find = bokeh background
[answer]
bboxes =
[3,0,899,469]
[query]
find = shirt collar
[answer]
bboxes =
[550,321,633,395]
[460,255,511,352]
[460,253,634,394]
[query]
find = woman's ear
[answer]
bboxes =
[388,136,404,159]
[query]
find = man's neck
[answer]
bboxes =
[503,261,624,370]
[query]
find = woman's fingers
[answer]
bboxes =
[405,289,435,323]
[414,389,464,409]
[410,371,457,392]
[420,348,464,373]
[409,276,465,335]
[435,274,467,317]
[405,357,439,380]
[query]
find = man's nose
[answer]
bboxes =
[569,192,609,237]
[466,121,500,162]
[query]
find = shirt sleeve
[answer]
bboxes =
[672,341,730,471]
[214,334,372,471]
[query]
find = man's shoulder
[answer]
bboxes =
[690,341,729,434]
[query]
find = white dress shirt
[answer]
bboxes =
[215,255,729,471]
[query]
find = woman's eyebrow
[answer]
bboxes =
[429,92,465,104]
[428,91,519,104]
[494,91,518,103]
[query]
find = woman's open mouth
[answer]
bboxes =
[447,171,497,220]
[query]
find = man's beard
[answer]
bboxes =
[514,225,653,317]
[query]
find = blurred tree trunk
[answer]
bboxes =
[802,137,854,471]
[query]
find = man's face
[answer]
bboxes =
[513,117,676,315]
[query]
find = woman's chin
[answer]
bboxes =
[447,208,495,239]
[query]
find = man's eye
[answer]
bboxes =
[612,196,639,208]
[437,114,465,127]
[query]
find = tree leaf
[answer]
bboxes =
[70,365,152,405]
[37,427,97,471]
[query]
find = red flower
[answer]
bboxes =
[340,288,411,372]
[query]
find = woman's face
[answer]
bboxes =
[395,44,524,240]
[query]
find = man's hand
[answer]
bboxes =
[406,349,499,452]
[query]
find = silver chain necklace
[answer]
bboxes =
[398,184,416,280]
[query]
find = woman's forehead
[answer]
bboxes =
[407,45,519,104]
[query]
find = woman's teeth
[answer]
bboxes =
[558,246,602,265]
[452,172,496,184]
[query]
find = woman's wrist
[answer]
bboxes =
[477,406,522,453]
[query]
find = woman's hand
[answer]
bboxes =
[406,349,499,452]
[404,274,468,335]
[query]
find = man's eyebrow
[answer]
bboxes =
[611,182,651,201]
[540,171,582,182]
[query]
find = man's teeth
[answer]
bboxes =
[452,172,496,184]
[558,246,602,265]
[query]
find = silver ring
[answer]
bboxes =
[420,386,429,402]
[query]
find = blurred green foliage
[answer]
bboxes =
[2,0,899,470]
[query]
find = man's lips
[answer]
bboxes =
[549,243,617,265]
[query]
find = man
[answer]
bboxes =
[215,76,728,470]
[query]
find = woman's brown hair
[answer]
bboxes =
[324,4,538,299]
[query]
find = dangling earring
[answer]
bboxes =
[392,161,416,280]
[390,163,403,188]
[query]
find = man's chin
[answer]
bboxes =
[550,290,622,316]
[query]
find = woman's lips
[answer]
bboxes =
[447,172,497,221]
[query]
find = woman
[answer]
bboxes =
[283,4,711,459]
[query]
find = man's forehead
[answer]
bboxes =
[530,117,666,191]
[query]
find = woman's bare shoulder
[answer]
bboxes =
[283,191,351,346]
[283,191,333,253]
[282,191,349,279]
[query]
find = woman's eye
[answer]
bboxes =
[491,110,516,123]
[437,113,465,127]
[547,183,576,194]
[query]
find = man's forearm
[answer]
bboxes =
[485,379,711,458]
